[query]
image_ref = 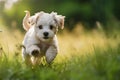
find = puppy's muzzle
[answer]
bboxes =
[43,32,49,39]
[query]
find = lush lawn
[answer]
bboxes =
[0,24,120,80]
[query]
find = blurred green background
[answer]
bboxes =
[0,0,120,30]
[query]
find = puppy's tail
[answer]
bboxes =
[23,10,31,31]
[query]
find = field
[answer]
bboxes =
[0,23,120,80]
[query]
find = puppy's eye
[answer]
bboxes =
[39,25,43,29]
[50,25,54,30]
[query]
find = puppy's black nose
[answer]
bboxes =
[43,32,49,36]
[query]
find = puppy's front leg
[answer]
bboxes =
[45,46,58,64]
[26,45,40,57]
[25,45,41,65]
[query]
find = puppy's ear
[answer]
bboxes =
[23,11,44,31]
[52,12,65,29]
[29,11,44,25]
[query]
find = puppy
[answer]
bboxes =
[22,11,65,65]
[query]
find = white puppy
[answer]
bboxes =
[22,11,65,65]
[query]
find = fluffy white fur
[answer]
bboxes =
[22,11,65,65]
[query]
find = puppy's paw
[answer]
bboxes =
[31,49,40,57]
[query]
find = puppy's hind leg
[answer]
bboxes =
[22,48,32,66]
[22,54,32,66]
[31,56,42,66]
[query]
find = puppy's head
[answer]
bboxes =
[27,11,65,42]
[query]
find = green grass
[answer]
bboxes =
[0,24,120,80]
[0,43,120,80]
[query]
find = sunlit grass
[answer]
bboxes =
[0,23,120,80]
[57,23,119,59]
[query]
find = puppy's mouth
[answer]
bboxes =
[43,37,49,39]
